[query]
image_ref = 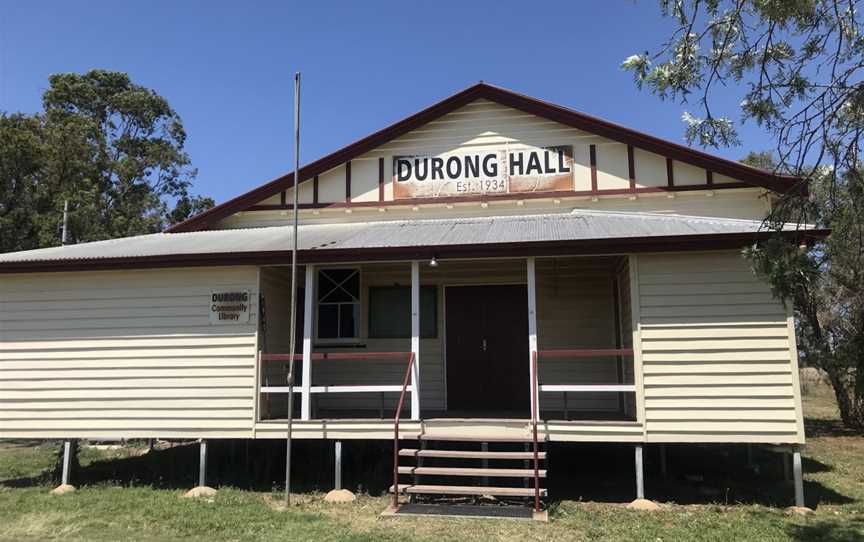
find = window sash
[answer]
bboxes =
[318,269,360,303]
[368,286,437,339]
[317,268,360,340]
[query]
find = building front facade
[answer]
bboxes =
[0,84,826,507]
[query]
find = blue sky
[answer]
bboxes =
[0,1,772,204]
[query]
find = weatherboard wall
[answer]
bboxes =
[0,267,259,439]
[635,251,805,444]
[0,253,806,443]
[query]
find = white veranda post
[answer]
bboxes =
[301,265,314,420]
[527,257,539,420]
[411,261,421,420]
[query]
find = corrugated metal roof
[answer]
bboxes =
[0,210,788,264]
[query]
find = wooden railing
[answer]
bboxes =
[391,352,416,509]
[530,347,636,512]
[530,351,541,513]
[260,351,415,397]
[534,348,636,395]
[259,351,415,509]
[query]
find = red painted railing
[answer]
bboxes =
[260,353,302,362]
[537,348,634,359]
[260,352,411,408]
[259,351,412,393]
[531,347,636,512]
[260,350,415,508]
[530,350,540,512]
[391,352,416,509]
[261,349,415,510]
[260,351,416,363]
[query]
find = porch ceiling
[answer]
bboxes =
[0,210,825,272]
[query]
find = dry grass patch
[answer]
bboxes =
[0,510,81,540]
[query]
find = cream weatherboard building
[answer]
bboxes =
[0,83,825,513]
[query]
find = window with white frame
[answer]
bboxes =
[317,268,360,340]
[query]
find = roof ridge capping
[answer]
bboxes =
[166,82,807,233]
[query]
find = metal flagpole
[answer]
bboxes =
[61,200,69,245]
[285,71,301,507]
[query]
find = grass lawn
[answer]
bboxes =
[1,381,862,541]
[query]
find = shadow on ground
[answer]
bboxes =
[805,417,863,438]
[0,439,394,494]
[786,518,864,542]
[545,441,852,509]
[0,432,856,511]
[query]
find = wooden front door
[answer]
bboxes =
[445,285,529,415]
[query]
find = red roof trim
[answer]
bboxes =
[244,182,756,212]
[166,83,806,233]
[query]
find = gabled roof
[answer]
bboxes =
[166,82,805,233]
[0,210,828,273]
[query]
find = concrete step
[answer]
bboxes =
[390,484,547,497]
[384,502,542,521]
[399,448,546,460]
[398,466,546,478]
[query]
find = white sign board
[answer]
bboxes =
[392,145,574,199]
[209,290,251,324]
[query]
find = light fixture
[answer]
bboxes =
[429,255,438,268]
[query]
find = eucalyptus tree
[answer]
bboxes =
[0,113,47,252]
[624,1,864,427]
[0,69,212,253]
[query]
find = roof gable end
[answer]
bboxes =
[167,83,804,233]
